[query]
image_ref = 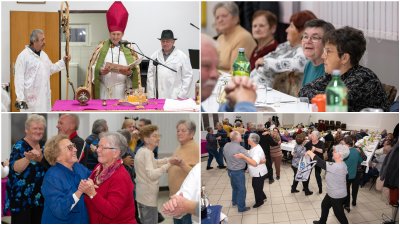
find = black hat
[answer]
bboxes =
[158,30,177,40]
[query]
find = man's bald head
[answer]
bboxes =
[201,33,219,101]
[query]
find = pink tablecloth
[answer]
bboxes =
[2,177,10,216]
[201,140,208,156]
[52,99,165,111]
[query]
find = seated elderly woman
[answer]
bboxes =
[301,19,335,86]
[299,26,390,111]
[213,2,257,72]
[134,125,176,224]
[250,10,278,70]
[251,10,316,95]
[6,114,49,224]
[306,144,350,224]
[80,132,136,223]
[41,134,91,223]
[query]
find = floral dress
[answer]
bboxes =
[5,138,47,214]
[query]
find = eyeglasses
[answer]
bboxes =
[323,48,343,57]
[301,35,322,43]
[97,145,118,151]
[65,143,76,151]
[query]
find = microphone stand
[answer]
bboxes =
[123,43,177,99]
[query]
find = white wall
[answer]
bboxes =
[294,113,399,132]
[2,1,200,97]
[200,113,399,135]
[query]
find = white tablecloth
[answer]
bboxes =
[201,73,311,112]
[164,99,199,111]
[355,136,380,173]
[281,140,296,152]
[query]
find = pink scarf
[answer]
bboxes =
[90,159,123,186]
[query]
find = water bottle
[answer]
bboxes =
[201,185,209,219]
[325,70,348,112]
[232,48,250,76]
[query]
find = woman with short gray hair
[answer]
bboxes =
[6,114,48,223]
[305,130,325,194]
[80,132,137,223]
[247,133,268,208]
[306,144,349,224]
[168,120,199,224]
[213,2,256,72]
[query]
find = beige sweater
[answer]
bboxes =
[168,140,199,196]
[217,25,257,72]
[134,146,170,207]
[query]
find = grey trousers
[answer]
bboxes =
[137,202,158,224]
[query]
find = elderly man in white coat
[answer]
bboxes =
[146,30,193,99]
[14,29,70,112]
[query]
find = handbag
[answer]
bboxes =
[295,155,316,182]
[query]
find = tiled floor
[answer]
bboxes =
[201,158,397,224]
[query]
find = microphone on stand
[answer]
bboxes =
[119,40,135,46]
[190,23,199,30]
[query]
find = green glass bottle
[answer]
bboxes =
[232,48,250,76]
[325,70,348,112]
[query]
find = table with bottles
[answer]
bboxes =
[202,72,312,112]
[355,134,381,173]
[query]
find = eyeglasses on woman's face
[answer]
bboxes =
[65,143,76,151]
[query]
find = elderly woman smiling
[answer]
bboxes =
[251,10,316,93]
[6,114,49,224]
[134,125,175,224]
[168,120,199,224]
[41,134,91,224]
[81,132,137,224]
[299,26,390,111]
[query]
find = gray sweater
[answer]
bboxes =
[314,155,348,198]
[223,142,250,171]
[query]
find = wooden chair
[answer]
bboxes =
[382,83,398,105]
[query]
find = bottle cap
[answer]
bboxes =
[332,70,341,76]
[238,48,245,52]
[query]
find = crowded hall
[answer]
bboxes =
[201,1,398,112]
[201,113,399,223]
[1,113,200,224]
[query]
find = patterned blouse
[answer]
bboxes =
[292,144,307,168]
[250,41,307,88]
[299,65,390,112]
[5,138,48,214]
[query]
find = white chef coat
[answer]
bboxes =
[14,46,65,112]
[146,48,193,99]
[91,45,131,99]
[248,144,268,177]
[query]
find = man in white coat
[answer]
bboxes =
[146,30,193,99]
[14,29,70,112]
